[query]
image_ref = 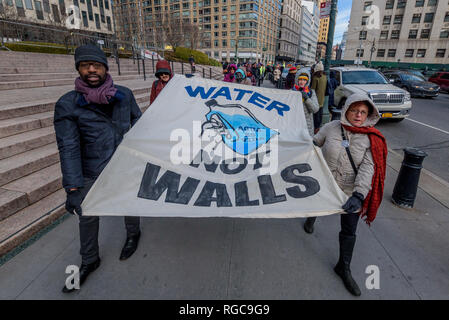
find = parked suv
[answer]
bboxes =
[428,72,449,93]
[382,71,440,98]
[331,66,412,121]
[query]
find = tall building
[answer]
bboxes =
[340,29,347,58]
[316,0,329,60]
[0,0,114,37]
[345,0,449,64]
[113,0,283,64]
[276,0,302,63]
[298,0,319,64]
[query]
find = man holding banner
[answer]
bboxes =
[54,45,143,293]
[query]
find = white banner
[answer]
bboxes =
[82,75,347,218]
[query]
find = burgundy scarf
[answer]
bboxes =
[342,124,388,225]
[75,73,117,105]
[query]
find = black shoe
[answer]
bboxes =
[119,231,141,261]
[62,258,101,293]
[303,217,316,234]
[334,262,361,296]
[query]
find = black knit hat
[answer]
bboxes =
[74,44,108,70]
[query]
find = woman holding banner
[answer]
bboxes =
[292,73,319,137]
[304,93,387,296]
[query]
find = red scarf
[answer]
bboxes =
[342,125,388,225]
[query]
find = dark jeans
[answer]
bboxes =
[78,177,140,264]
[313,107,323,129]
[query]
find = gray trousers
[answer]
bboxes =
[78,177,140,264]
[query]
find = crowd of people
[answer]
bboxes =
[55,45,387,297]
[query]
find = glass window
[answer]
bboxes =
[58,0,65,15]
[391,30,400,39]
[34,0,43,19]
[383,15,391,25]
[106,16,111,31]
[104,0,108,9]
[377,49,385,57]
[436,49,446,57]
[394,15,403,24]
[409,29,418,38]
[361,16,368,25]
[51,4,60,22]
[87,0,93,20]
[428,0,437,6]
[15,0,24,7]
[397,0,406,8]
[420,29,430,39]
[417,49,426,57]
[42,0,49,12]
[388,49,396,57]
[415,0,424,6]
[424,13,434,23]
[82,10,88,27]
[386,0,394,9]
[363,1,372,11]
[440,29,449,38]
[95,13,100,29]
[445,12,449,22]
[405,49,414,57]
[380,31,389,39]
[356,49,364,57]
[342,71,388,85]
[359,31,367,40]
[412,13,421,23]
[24,0,32,9]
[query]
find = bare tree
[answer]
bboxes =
[162,12,184,51]
[183,22,205,50]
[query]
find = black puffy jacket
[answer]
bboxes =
[54,85,142,190]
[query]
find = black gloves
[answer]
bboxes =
[66,189,83,216]
[342,191,364,214]
[301,90,309,100]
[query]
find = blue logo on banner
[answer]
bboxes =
[201,99,279,155]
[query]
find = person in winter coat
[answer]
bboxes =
[273,66,281,86]
[233,67,252,85]
[250,63,258,86]
[303,93,387,297]
[150,60,173,105]
[54,45,142,293]
[224,64,237,82]
[292,73,319,137]
[285,67,297,90]
[311,61,327,131]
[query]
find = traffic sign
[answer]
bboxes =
[320,1,331,19]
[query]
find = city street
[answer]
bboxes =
[377,94,449,182]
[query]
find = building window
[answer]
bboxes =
[397,0,406,8]
[95,13,100,29]
[415,0,424,6]
[445,12,449,22]
[24,0,32,9]
[356,49,364,57]
[440,29,449,38]
[99,0,105,23]
[361,16,368,25]
[421,29,430,39]
[424,12,434,23]
[394,15,403,24]
[377,49,385,57]
[391,30,400,39]
[106,16,111,31]
[388,49,396,57]
[42,0,49,12]
[385,0,394,9]
[380,31,389,39]
[428,0,437,6]
[405,49,414,57]
[34,0,43,20]
[417,49,426,57]
[222,40,227,46]
[104,0,108,10]
[359,30,367,40]
[58,0,65,15]
[383,15,391,25]
[93,0,97,6]
[412,14,421,23]
[87,0,93,20]
[82,10,88,27]
[436,49,446,57]
[409,29,418,38]
[363,1,372,11]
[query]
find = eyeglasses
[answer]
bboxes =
[158,72,170,77]
[348,109,368,116]
[78,62,104,70]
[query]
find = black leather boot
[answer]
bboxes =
[62,258,101,293]
[334,233,361,296]
[119,231,141,260]
[303,217,317,234]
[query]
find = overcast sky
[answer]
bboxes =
[333,0,352,44]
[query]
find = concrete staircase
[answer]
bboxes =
[0,50,224,258]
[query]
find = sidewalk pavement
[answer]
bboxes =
[1,81,449,300]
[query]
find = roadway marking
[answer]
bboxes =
[405,118,449,136]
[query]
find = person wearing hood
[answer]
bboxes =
[150,60,173,105]
[303,93,387,296]
[311,61,327,131]
[292,73,319,136]
[233,67,252,85]
[224,64,237,82]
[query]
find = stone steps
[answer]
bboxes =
[0,71,143,82]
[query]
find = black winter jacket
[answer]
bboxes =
[54,85,142,190]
